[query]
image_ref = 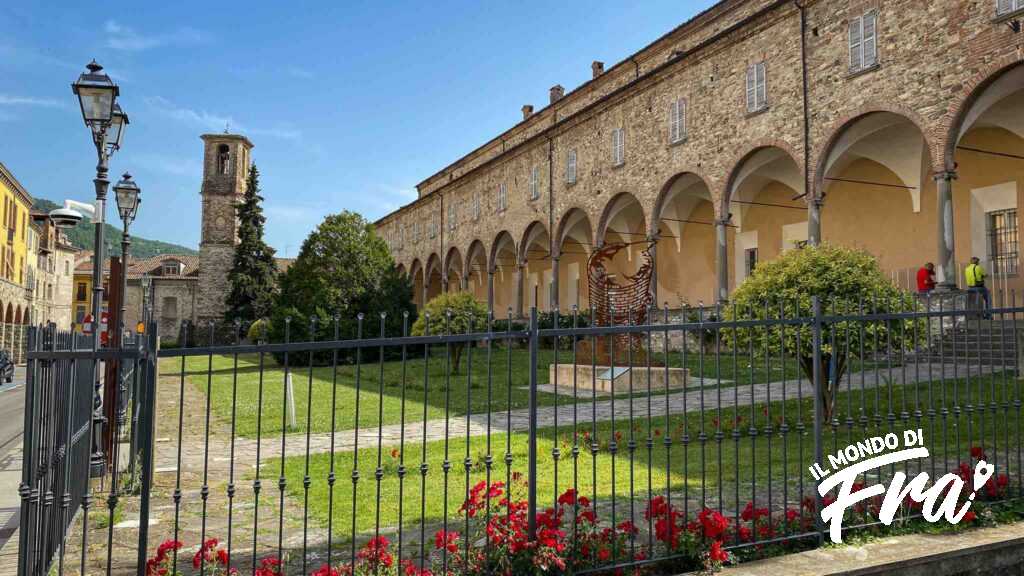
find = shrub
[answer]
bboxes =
[723,244,919,420]
[411,292,487,373]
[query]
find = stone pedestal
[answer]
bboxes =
[548,363,689,393]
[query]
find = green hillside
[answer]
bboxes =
[33,198,197,259]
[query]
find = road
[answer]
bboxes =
[0,367,27,551]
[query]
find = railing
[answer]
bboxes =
[19,297,1024,575]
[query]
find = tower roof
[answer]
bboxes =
[200,133,254,149]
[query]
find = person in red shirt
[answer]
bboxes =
[916,262,936,293]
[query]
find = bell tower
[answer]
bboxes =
[197,133,253,323]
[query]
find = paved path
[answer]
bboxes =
[162,363,997,472]
[0,366,28,575]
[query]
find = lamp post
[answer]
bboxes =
[113,173,140,342]
[140,274,152,329]
[72,60,126,478]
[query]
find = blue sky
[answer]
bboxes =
[0,1,716,257]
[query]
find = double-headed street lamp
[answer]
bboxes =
[69,60,130,477]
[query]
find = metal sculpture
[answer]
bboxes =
[585,240,655,364]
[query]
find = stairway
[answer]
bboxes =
[926,318,1019,368]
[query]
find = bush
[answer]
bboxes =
[723,244,919,420]
[247,318,270,343]
[411,292,487,373]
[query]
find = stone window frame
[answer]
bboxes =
[565,149,578,185]
[448,202,457,231]
[848,9,879,74]
[745,61,768,114]
[611,127,625,167]
[528,166,541,201]
[669,97,687,144]
[472,193,481,221]
[497,182,508,213]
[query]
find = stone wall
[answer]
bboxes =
[123,278,198,345]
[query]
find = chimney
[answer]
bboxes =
[521,104,534,120]
[591,61,605,78]
[549,84,565,104]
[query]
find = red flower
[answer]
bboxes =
[963,510,977,522]
[708,540,729,563]
[598,548,611,561]
[970,446,986,460]
[434,529,459,553]
[699,508,729,539]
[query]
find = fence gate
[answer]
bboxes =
[16,324,154,576]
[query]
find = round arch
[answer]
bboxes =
[942,58,1024,168]
[554,208,595,310]
[596,191,647,245]
[651,170,715,232]
[555,207,595,255]
[489,231,517,273]
[444,246,464,291]
[518,221,551,265]
[464,239,488,302]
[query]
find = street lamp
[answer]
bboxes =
[113,172,140,341]
[71,59,125,478]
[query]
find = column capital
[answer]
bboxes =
[933,169,958,182]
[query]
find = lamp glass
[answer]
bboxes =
[107,106,127,151]
[113,175,140,224]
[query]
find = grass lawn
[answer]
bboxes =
[268,371,1022,538]
[170,344,811,438]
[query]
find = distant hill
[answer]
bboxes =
[33,198,198,259]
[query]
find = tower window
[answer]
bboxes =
[217,144,230,175]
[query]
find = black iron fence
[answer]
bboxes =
[18,294,1024,575]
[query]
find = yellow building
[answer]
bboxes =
[0,161,36,361]
[72,252,110,331]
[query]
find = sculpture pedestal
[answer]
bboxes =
[548,363,689,393]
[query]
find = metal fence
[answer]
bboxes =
[18,294,1024,575]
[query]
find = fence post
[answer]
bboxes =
[527,307,539,539]
[811,296,825,545]
[135,322,159,575]
[17,326,37,576]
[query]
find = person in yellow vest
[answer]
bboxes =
[965,257,990,312]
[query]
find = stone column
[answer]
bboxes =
[441,272,449,294]
[716,219,730,304]
[807,196,823,246]
[550,254,560,312]
[487,269,495,315]
[461,270,469,291]
[935,170,958,290]
[422,280,429,308]
[514,264,525,318]
[647,234,658,306]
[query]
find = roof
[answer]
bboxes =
[0,161,35,208]
[126,253,200,279]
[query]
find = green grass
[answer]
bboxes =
[270,372,1023,537]
[173,345,813,438]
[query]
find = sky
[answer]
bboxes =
[0,1,717,257]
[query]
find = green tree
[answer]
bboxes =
[411,291,487,373]
[724,244,919,420]
[225,164,278,324]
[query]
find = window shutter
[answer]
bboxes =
[755,63,766,109]
[679,99,686,139]
[849,16,863,70]
[863,12,877,66]
[746,65,756,112]
[998,0,1013,15]
[566,150,577,183]
[669,100,680,142]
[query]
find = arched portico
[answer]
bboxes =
[425,253,443,304]
[409,259,424,309]
[489,231,518,318]
[464,240,488,304]
[652,175,718,306]
[444,246,464,293]
[555,208,594,310]
[597,193,648,291]
[519,222,552,312]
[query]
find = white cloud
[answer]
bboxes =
[105,20,209,51]
[144,96,303,142]
[0,94,65,108]
[129,153,203,177]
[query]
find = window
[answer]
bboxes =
[75,306,86,324]
[497,182,508,212]
[745,62,767,113]
[565,150,577,184]
[473,193,481,221]
[987,208,1018,276]
[161,297,179,321]
[669,98,687,143]
[528,166,540,200]
[849,11,878,72]
[744,248,758,277]
[429,216,437,238]
[76,282,87,301]
[611,128,625,166]
[447,203,457,231]
[998,0,1023,15]
[217,144,230,175]
[162,261,182,275]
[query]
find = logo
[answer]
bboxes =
[808,430,994,543]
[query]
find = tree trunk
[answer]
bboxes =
[799,352,847,423]
[451,343,464,374]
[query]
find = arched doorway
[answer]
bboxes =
[652,175,717,306]
[520,221,551,312]
[555,208,594,311]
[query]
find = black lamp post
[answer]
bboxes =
[72,60,126,478]
[113,173,140,340]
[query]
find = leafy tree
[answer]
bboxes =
[226,164,278,324]
[267,211,415,364]
[723,244,919,421]
[411,291,487,373]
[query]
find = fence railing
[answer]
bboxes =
[19,295,1024,575]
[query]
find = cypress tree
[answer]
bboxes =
[225,164,278,323]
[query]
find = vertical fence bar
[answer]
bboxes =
[811,296,825,545]
[527,306,539,538]
[135,323,158,575]
[17,326,37,576]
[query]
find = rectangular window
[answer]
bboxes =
[566,149,577,184]
[746,62,767,113]
[997,0,1023,15]
[745,248,758,277]
[447,203,456,231]
[611,127,625,166]
[849,11,878,71]
[76,282,87,301]
[529,166,540,200]
[473,193,481,221]
[75,306,86,324]
[987,208,1019,276]
[669,98,686,143]
[497,182,508,212]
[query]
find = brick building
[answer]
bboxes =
[376,0,1024,317]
